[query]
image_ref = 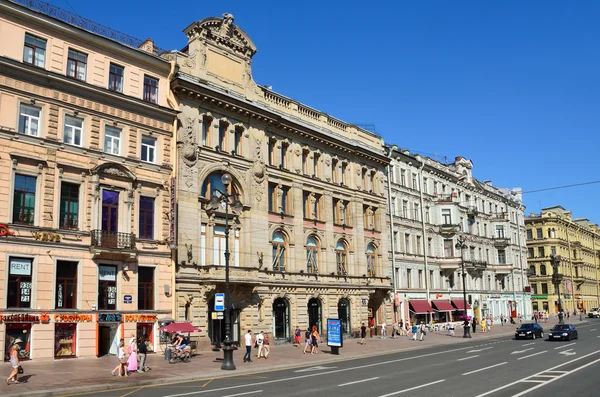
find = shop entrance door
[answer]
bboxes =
[98,325,118,356]
[308,298,322,334]
[273,298,289,341]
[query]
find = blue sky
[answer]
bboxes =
[58,0,600,222]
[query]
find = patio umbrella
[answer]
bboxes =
[157,322,202,333]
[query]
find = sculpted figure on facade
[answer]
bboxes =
[323,154,332,182]
[176,112,198,188]
[355,167,362,190]
[250,129,266,202]
[220,13,234,37]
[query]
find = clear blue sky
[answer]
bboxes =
[58,0,600,222]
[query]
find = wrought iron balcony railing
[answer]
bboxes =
[91,230,135,250]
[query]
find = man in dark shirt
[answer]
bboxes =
[137,338,148,372]
[360,323,367,345]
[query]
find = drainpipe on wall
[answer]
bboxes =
[386,146,398,323]
[417,161,430,324]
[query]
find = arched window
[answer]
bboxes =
[540,264,547,276]
[529,265,536,276]
[200,172,239,200]
[272,231,286,271]
[306,236,319,273]
[336,240,348,275]
[366,243,376,277]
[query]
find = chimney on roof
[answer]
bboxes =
[138,38,156,55]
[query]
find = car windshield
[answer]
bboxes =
[519,324,534,329]
[553,325,570,331]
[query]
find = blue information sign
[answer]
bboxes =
[327,318,342,348]
[215,293,225,311]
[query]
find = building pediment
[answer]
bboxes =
[92,162,136,181]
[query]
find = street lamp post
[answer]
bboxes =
[456,236,471,338]
[208,173,243,370]
[551,254,564,325]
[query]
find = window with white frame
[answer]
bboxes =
[18,104,41,136]
[63,115,83,146]
[104,126,121,155]
[141,136,156,163]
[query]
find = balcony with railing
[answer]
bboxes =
[438,223,461,237]
[434,193,454,203]
[492,236,511,247]
[464,260,488,270]
[91,230,135,250]
[491,212,509,221]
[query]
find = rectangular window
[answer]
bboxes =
[143,75,158,103]
[201,117,210,146]
[341,162,347,185]
[406,269,412,288]
[213,226,226,265]
[551,246,556,255]
[234,128,243,156]
[66,48,87,81]
[138,267,154,310]
[443,239,454,257]
[13,174,36,225]
[141,136,156,163]
[98,265,117,310]
[527,247,534,258]
[418,269,423,288]
[498,250,506,264]
[23,33,46,68]
[400,169,406,186]
[538,247,545,257]
[104,126,121,155]
[218,122,227,151]
[59,182,79,230]
[402,200,408,218]
[536,228,543,239]
[423,178,428,194]
[139,196,155,239]
[108,63,124,92]
[495,225,505,238]
[412,175,418,190]
[7,257,33,308]
[541,283,548,294]
[56,260,77,309]
[416,236,422,255]
[441,209,452,224]
[63,115,83,146]
[404,234,411,254]
[18,104,41,136]
[101,190,119,232]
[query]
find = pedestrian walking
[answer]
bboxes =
[392,322,398,339]
[481,318,487,332]
[137,337,148,372]
[303,328,311,353]
[399,320,405,336]
[294,326,301,346]
[127,333,138,373]
[500,314,504,326]
[380,321,387,339]
[6,344,20,385]
[243,330,253,362]
[419,321,427,341]
[472,317,477,333]
[310,326,319,354]
[262,333,270,358]
[360,323,367,345]
[411,323,418,340]
[256,330,265,358]
[111,341,128,377]
[486,317,492,331]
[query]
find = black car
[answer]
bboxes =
[548,324,578,341]
[515,323,544,339]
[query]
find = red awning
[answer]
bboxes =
[409,300,434,314]
[157,322,202,333]
[451,299,472,310]
[432,300,454,311]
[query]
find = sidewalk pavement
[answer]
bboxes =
[2,318,579,397]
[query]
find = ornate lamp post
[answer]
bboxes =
[551,254,564,325]
[207,173,243,370]
[455,236,471,338]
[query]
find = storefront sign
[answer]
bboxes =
[0,223,14,237]
[54,314,93,323]
[124,314,157,323]
[531,295,549,300]
[326,318,343,348]
[98,313,122,323]
[170,176,177,249]
[10,258,32,275]
[124,295,133,304]
[0,314,40,323]
[99,266,116,281]
[34,231,61,242]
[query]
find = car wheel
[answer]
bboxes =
[540,332,544,338]
[532,333,536,340]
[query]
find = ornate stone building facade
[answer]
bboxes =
[525,206,600,314]
[0,0,176,360]
[166,14,391,347]
[387,147,531,325]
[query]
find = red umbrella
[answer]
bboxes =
[157,322,202,333]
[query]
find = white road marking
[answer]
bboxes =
[522,380,545,383]
[457,355,478,361]
[466,347,493,353]
[338,377,379,387]
[522,342,536,346]
[559,349,576,356]
[554,342,576,350]
[462,362,507,375]
[161,345,473,397]
[379,380,446,396]
[295,365,337,372]
[511,348,534,355]
[517,350,547,360]
[474,350,600,397]
[222,392,262,397]
[590,328,596,331]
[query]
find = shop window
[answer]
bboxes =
[138,196,155,239]
[7,257,33,308]
[55,323,77,358]
[13,174,36,225]
[138,267,155,311]
[98,265,117,310]
[4,323,31,362]
[59,182,79,230]
[56,260,78,309]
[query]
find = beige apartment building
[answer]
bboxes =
[526,206,600,314]
[165,14,391,347]
[0,0,177,360]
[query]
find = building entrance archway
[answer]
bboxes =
[272,298,290,342]
[338,298,351,337]
[308,298,322,334]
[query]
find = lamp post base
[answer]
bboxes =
[221,339,236,370]
[463,326,472,338]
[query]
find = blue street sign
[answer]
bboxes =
[215,293,225,311]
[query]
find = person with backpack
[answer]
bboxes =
[303,328,311,354]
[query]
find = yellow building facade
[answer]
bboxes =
[0,0,177,360]
[525,206,600,315]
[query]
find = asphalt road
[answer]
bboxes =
[69,321,600,397]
